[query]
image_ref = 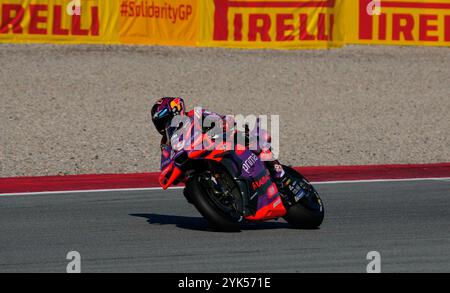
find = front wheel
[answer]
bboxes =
[282,165,324,229]
[185,171,243,232]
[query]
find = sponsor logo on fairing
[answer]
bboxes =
[267,183,277,198]
[242,153,259,174]
[252,174,270,189]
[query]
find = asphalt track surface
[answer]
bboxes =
[0,179,449,273]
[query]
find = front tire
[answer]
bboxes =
[282,166,325,229]
[185,173,242,232]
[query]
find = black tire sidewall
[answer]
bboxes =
[185,175,241,232]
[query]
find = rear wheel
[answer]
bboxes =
[282,165,324,229]
[185,168,244,232]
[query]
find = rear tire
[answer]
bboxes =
[282,166,324,229]
[185,175,241,232]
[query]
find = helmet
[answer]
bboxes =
[151,97,185,134]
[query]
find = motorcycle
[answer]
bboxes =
[158,121,324,232]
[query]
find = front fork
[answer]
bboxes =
[271,169,311,209]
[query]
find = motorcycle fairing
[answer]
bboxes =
[232,150,287,221]
[158,121,287,221]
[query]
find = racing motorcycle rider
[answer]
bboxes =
[150,97,304,202]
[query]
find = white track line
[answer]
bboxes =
[0,177,449,197]
[0,186,183,197]
[310,177,450,184]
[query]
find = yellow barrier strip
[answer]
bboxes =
[0,0,449,48]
